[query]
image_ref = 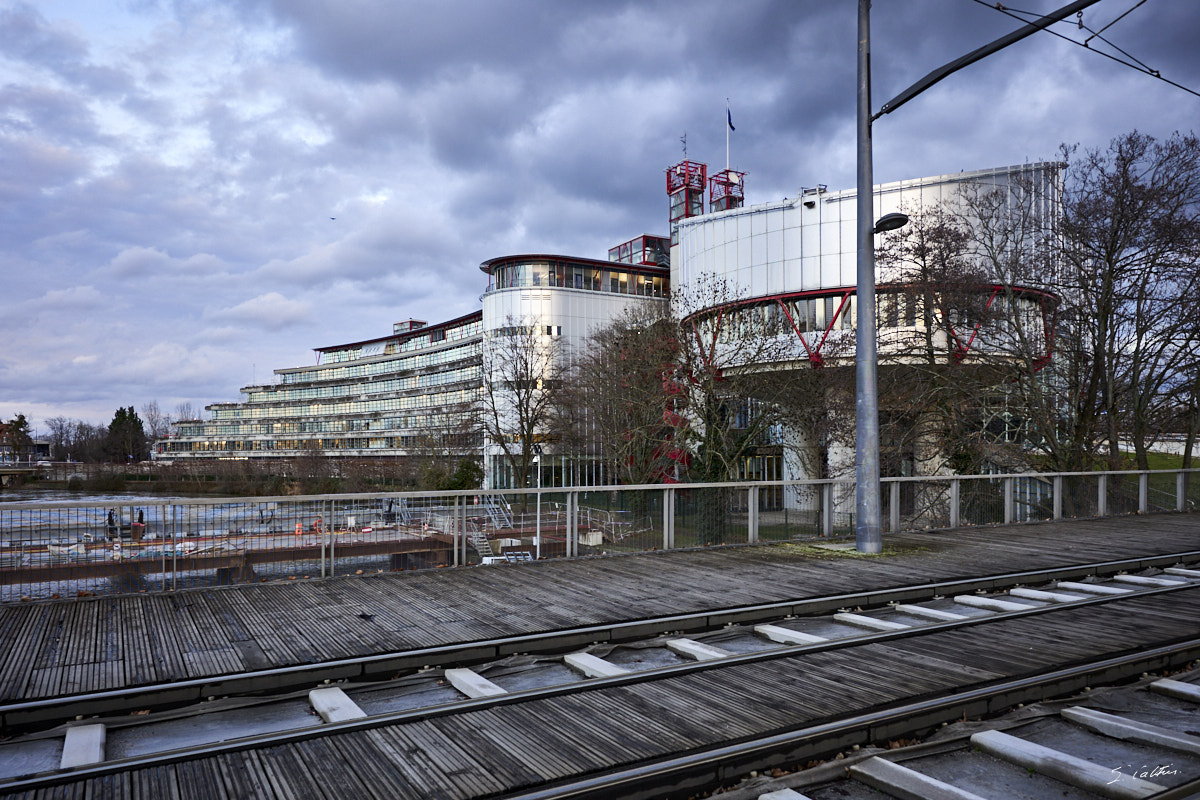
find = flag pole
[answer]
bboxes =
[725,99,730,170]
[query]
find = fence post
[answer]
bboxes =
[320,500,328,577]
[822,483,833,538]
[662,487,674,550]
[1098,474,1107,518]
[1052,476,1062,520]
[1179,471,1187,513]
[949,479,960,529]
[328,500,336,578]
[1003,477,1014,525]
[889,481,900,533]
[1139,473,1149,515]
[456,496,465,566]
[748,486,759,543]
[452,495,459,567]
[568,492,577,557]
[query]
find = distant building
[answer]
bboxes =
[162,314,483,462]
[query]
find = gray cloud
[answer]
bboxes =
[0,0,1196,429]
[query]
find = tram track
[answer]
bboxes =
[3,560,1200,796]
[709,667,1200,800]
[504,647,1200,800]
[3,550,1198,732]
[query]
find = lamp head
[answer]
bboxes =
[873,212,909,234]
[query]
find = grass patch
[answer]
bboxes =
[1143,451,1188,471]
[768,541,931,559]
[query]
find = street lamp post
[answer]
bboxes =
[855,0,883,554]
[533,444,542,559]
[854,0,1098,554]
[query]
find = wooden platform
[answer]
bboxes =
[0,513,1197,703]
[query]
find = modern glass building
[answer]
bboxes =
[478,246,670,488]
[160,314,483,461]
[160,159,1061,504]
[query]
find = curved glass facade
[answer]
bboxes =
[482,256,667,298]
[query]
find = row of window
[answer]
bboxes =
[280,339,482,385]
[246,364,479,405]
[489,325,562,338]
[607,235,670,266]
[704,290,1049,343]
[318,319,483,364]
[488,260,668,297]
[209,386,479,423]
[165,433,482,453]
[184,406,477,439]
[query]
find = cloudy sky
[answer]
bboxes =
[1,0,1196,433]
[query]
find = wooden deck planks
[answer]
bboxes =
[0,513,1197,704]
[12,586,1200,800]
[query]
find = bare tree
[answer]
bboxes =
[1060,132,1200,470]
[476,318,564,491]
[173,401,201,422]
[45,416,72,460]
[140,400,171,444]
[557,304,681,488]
[670,277,808,542]
[875,202,1005,478]
[956,132,1200,476]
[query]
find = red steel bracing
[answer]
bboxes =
[682,283,1057,371]
[774,301,818,365]
[944,286,1001,362]
[709,169,746,210]
[814,292,852,358]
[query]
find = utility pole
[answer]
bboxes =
[854,0,1101,553]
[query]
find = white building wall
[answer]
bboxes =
[480,282,669,488]
[673,164,1057,298]
[482,285,668,362]
[671,163,1062,491]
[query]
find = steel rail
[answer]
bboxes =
[4,549,1198,730]
[4,579,1199,792]
[505,638,1200,800]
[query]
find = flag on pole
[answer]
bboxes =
[727,108,735,132]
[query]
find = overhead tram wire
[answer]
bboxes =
[971,0,1200,100]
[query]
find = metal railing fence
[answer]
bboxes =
[1,468,1196,602]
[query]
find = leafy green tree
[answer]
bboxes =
[1,414,33,462]
[104,407,148,463]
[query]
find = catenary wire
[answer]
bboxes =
[970,0,1200,99]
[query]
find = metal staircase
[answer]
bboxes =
[478,496,514,529]
[466,522,494,558]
